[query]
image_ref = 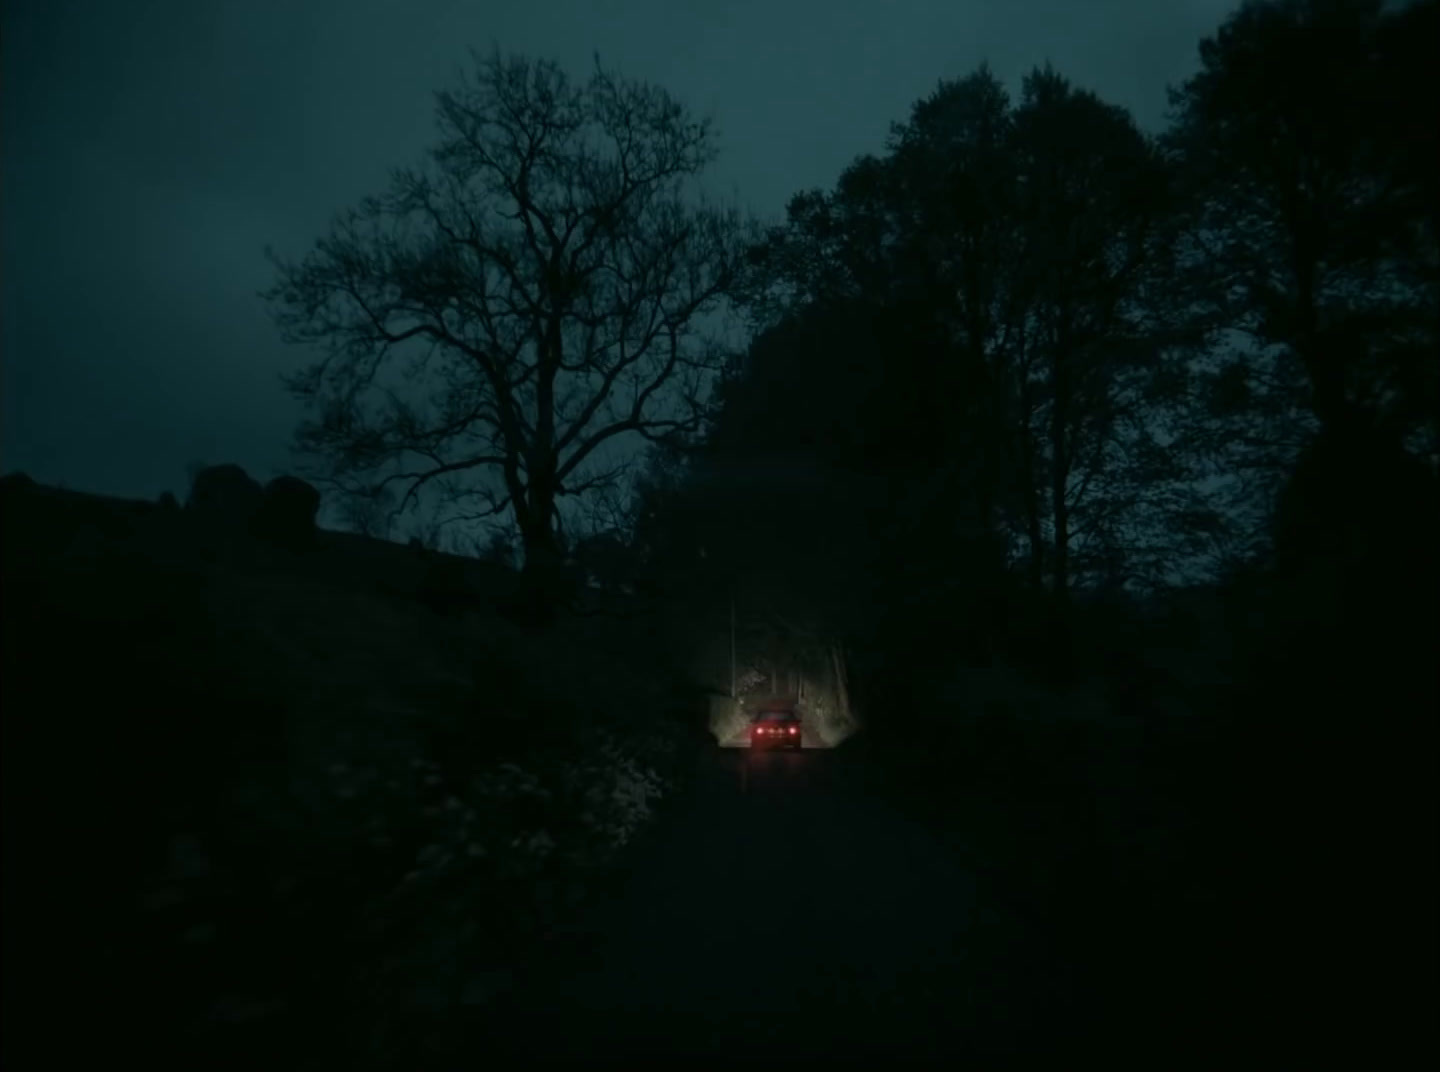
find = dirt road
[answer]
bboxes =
[460,743,1095,1064]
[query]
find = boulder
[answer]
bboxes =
[419,553,478,616]
[254,475,320,549]
[186,464,263,529]
[0,471,36,494]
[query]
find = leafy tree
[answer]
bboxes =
[1160,0,1440,748]
[743,67,1204,679]
[1137,2,1440,597]
[745,71,1025,633]
[1004,70,1185,605]
[263,50,757,618]
[878,67,1028,594]
[1165,0,1438,452]
[1164,10,1439,1032]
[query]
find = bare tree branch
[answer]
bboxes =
[263,50,759,582]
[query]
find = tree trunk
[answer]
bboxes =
[1023,468,1046,591]
[830,645,854,728]
[1049,326,1073,680]
[515,468,565,626]
[519,300,563,623]
[1290,233,1348,435]
[1017,349,1046,592]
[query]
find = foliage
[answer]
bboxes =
[1165,0,1439,459]
[681,60,1215,701]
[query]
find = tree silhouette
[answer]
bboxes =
[1004,67,1193,644]
[263,50,756,619]
[1166,0,1438,450]
[740,66,1202,680]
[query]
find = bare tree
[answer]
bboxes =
[340,483,397,540]
[263,50,756,611]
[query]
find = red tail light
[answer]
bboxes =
[789,726,798,735]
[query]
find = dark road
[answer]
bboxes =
[462,743,1094,1065]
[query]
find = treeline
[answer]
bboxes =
[633,0,1437,717]
[626,3,1437,1051]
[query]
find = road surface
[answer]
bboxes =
[457,742,1097,1064]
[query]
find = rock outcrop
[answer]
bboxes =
[255,475,321,550]
[0,471,37,493]
[186,464,263,528]
[184,465,320,550]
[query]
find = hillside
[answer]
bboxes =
[0,472,707,1069]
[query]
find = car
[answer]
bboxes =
[749,710,803,750]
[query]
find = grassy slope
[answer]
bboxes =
[0,483,704,1070]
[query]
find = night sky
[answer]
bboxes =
[2,0,1238,510]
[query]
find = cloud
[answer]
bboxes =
[2,0,1243,501]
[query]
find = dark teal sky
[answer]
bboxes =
[2,0,1238,504]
